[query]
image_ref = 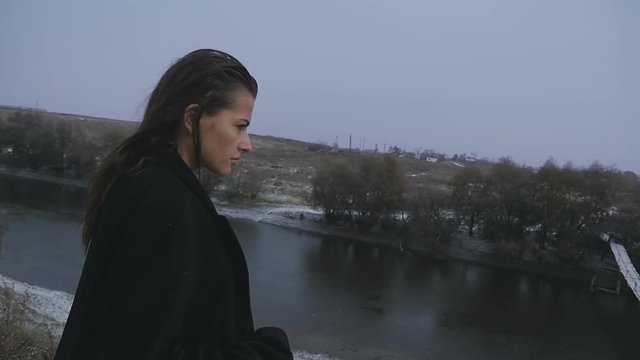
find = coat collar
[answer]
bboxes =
[155,150,219,217]
[155,150,254,330]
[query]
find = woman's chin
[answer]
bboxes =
[216,167,232,176]
[203,164,231,177]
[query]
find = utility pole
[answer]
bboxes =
[349,133,352,152]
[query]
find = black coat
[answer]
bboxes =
[54,151,293,360]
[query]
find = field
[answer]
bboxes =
[0,106,490,204]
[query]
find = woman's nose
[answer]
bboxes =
[239,134,252,153]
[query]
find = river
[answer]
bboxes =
[0,173,638,359]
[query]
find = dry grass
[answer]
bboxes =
[0,287,56,360]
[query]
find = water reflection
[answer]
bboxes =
[304,238,394,293]
[0,174,86,214]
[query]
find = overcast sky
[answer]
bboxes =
[1,0,638,172]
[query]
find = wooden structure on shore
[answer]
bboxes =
[590,238,640,302]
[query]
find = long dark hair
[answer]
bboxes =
[82,49,258,250]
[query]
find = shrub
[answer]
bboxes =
[220,167,264,201]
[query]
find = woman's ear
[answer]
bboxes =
[182,104,200,135]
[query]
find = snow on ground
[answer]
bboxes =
[216,203,326,233]
[293,350,341,360]
[0,273,73,337]
[0,274,339,359]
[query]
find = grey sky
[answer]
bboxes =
[1,0,638,172]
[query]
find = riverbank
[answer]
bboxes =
[0,165,86,188]
[216,201,608,287]
[0,167,620,288]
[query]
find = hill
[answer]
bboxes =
[0,106,484,204]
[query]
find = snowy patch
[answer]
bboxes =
[216,203,325,231]
[0,274,73,337]
[293,350,341,360]
[216,205,268,222]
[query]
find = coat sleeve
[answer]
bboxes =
[85,194,293,360]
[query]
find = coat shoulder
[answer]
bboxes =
[113,161,195,209]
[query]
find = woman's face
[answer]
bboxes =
[198,90,255,176]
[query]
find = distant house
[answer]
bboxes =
[420,150,444,162]
[463,152,477,162]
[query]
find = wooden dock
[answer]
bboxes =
[610,242,640,302]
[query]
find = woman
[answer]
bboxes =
[54,49,293,360]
